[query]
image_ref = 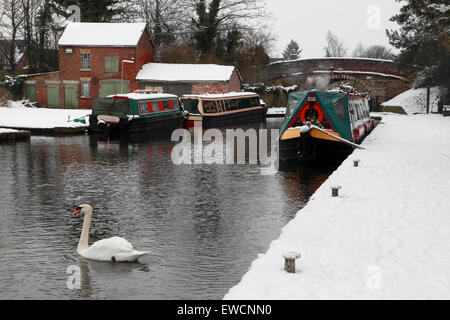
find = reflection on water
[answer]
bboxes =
[0,119,339,299]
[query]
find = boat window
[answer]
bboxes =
[229,99,238,110]
[163,100,170,111]
[224,100,231,111]
[152,101,160,112]
[249,97,260,107]
[333,97,347,119]
[181,99,199,114]
[238,98,251,109]
[203,101,218,113]
[172,99,180,111]
[139,101,149,114]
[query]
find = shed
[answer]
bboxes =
[136,62,242,96]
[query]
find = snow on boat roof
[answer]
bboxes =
[268,57,394,65]
[182,92,258,99]
[108,93,178,100]
[58,22,147,47]
[136,63,236,82]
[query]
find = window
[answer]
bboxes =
[181,99,199,114]
[105,56,119,73]
[81,80,91,97]
[162,100,170,111]
[81,53,91,70]
[152,101,160,112]
[203,101,218,113]
[229,100,238,110]
[238,98,251,109]
[139,102,149,114]
[171,99,180,111]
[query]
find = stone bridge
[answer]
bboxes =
[257,57,412,104]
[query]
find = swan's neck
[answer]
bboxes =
[78,211,92,252]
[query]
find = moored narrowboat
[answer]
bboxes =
[89,92,186,134]
[279,89,374,162]
[181,92,267,128]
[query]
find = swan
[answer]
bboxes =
[72,204,149,262]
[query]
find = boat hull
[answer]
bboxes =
[185,107,268,129]
[88,112,185,135]
[279,133,354,163]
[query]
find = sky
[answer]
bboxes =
[265,0,404,58]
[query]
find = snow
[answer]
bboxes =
[136,63,236,82]
[58,22,147,47]
[0,128,21,134]
[225,113,450,300]
[269,57,394,66]
[382,87,442,114]
[110,93,179,100]
[183,92,258,99]
[0,104,90,129]
[313,70,407,80]
[267,107,286,115]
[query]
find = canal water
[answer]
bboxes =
[0,119,338,299]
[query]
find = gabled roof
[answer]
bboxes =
[136,63,238,83]
[58,22,148,47]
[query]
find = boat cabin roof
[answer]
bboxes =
[108,93,179,101]
[182,92,258,100]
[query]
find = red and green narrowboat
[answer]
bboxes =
[89,92,186,134]
[279,90,374,162]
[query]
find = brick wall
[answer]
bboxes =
[25,30,153,109]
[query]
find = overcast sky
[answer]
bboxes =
[265,0,404,58]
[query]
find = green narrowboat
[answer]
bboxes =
[89,92,186,134]
[279,90,374,162]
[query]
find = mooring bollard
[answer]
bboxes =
[354,159,361,167]
[283,252,301,273]
[332,186,341,197]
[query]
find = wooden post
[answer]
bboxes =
[283,252,301,273]
[332,186,341,197]
[426,85,431,114]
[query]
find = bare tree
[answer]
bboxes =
[324,30,347,57]
[0,0,25,73]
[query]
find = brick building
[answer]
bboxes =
[136,62,242,96]
[23,22,243,109]
[24,22,154,109]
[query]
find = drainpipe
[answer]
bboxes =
[121,59,135,94]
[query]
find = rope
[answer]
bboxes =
[309,124,366,150]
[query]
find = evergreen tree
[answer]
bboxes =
[282,39,302,60]
[50,0,126,22]
[192,0,221,55]
[387,0,450,86]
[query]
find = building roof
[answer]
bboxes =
[183,92,258,99]
[58,22,147,47]
[136,63,237,83]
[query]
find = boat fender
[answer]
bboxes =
[97,120,107,130]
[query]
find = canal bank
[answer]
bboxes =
[0,106,90,135]
[225,113,450,300]
[0,129,31,142]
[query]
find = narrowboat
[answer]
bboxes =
[181,92,267,128]
[88,92,186,134]
[279,89,374,162]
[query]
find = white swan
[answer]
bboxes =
[72,204,149,262]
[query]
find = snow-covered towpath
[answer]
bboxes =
[225,114,450,300]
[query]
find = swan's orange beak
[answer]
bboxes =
[72,208,81,215]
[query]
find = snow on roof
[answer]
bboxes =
[58,22,147,47]
[108,93,178,100]
[182,92,258,99]
[136,63,236,82]
[313,70,407,80]
[269,57,394,65]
